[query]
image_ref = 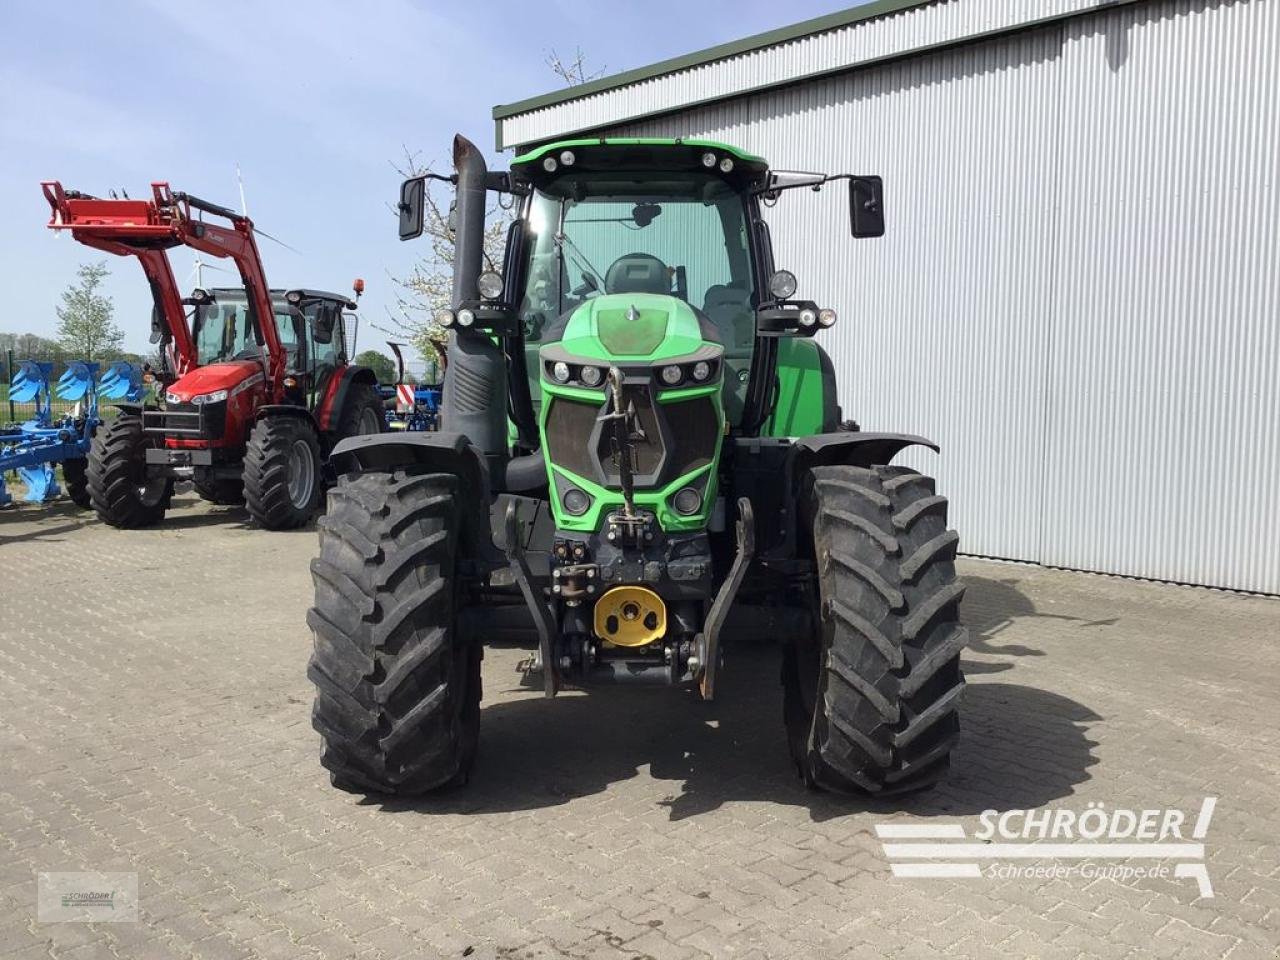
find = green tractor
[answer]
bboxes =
[307,135,967,797]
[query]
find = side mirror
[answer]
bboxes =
[398,178,425,240]
[446,198,458,237]
[849,175,885,238]
[312,304,336,345]
[149,306,163,344]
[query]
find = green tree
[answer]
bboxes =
[56,262,124,361]
[353,349,398,384]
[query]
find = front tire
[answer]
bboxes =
[86,415,173,528]
[62,457,91,509]
[307,471,480,795]
[242,416,321,530]
[785,464,967,796]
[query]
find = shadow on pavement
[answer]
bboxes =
[379,639,1099,822]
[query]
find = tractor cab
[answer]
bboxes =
[186,286,360,413]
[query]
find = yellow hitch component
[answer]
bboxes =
[592,585,666,648]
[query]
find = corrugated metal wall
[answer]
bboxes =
[592,0,1279,593]
[496,0,1141,149]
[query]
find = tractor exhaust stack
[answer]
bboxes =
[440,134,508,466]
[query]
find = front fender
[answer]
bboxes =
[328,431,494,563]
[767,431,939,561]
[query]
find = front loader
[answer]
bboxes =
[307,136,968,797]
[43,182,384,529]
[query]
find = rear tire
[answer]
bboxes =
[784,464,967,796]
[62,458,91,509]
[193,470,243,506]
[334,381,385,440]
[307,470,481,795]
[86,415,173,528]
[242,416,321,530]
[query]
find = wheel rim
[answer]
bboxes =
[287,439,316,509]
[137,476,168,507]
[357,406,382,435]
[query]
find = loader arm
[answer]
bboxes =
[42,181,285,397]
[42,181,197,375]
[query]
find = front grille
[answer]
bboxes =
[543,388,719,489]
[142,401,227,439]
[663,397,720,477]
[544,397,600,482]
[596,385,663,486]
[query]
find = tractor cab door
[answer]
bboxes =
[298,299,342,412]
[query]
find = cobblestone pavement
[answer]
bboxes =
[1,494,1278,960]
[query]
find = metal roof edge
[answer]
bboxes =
[491,0,933,122]
[494,0,1148,152]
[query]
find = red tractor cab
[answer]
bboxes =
[42,181,383,529]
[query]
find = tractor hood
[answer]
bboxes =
[557,293,711,361]
[166,361,263,402]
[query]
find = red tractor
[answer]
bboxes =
[42,181,384,529]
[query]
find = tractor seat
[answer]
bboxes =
[605,253,671,296]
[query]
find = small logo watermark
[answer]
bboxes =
[876,797,1217,898]
[37,872,138,922]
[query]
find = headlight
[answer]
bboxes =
[551,361,571,383]
[456,308,475,327]
[476,271,503,300]
[768,270,798,300]
[562,487,590,516]
[818,308,837,328]
[165,391,181,404]
[434,308,456,328]
[673,486,702,515]
[691,361,712,382]
[191,389,228,405]
[798,308,818,328]
[579,365,603,387]
[659,364,683,386]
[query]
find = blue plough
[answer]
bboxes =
[0,360,144,507]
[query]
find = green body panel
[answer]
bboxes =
[538,294,725,533]
[559,293,707,361]
[763,338,831,437]
[513,138,767,169]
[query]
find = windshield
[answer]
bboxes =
[191,296,259,365]
[519,173,756,349]
[190,293,299,367]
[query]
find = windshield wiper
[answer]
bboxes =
[554,226,604,295]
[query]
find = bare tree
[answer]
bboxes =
[389,50,601,365]
[386,148,511,366]
[545,46,606,86]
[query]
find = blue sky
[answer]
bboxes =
[0,0,854,364]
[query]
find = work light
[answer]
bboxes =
[768,270,797,300]
[477,270,503,300]
[456,308,476,327]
